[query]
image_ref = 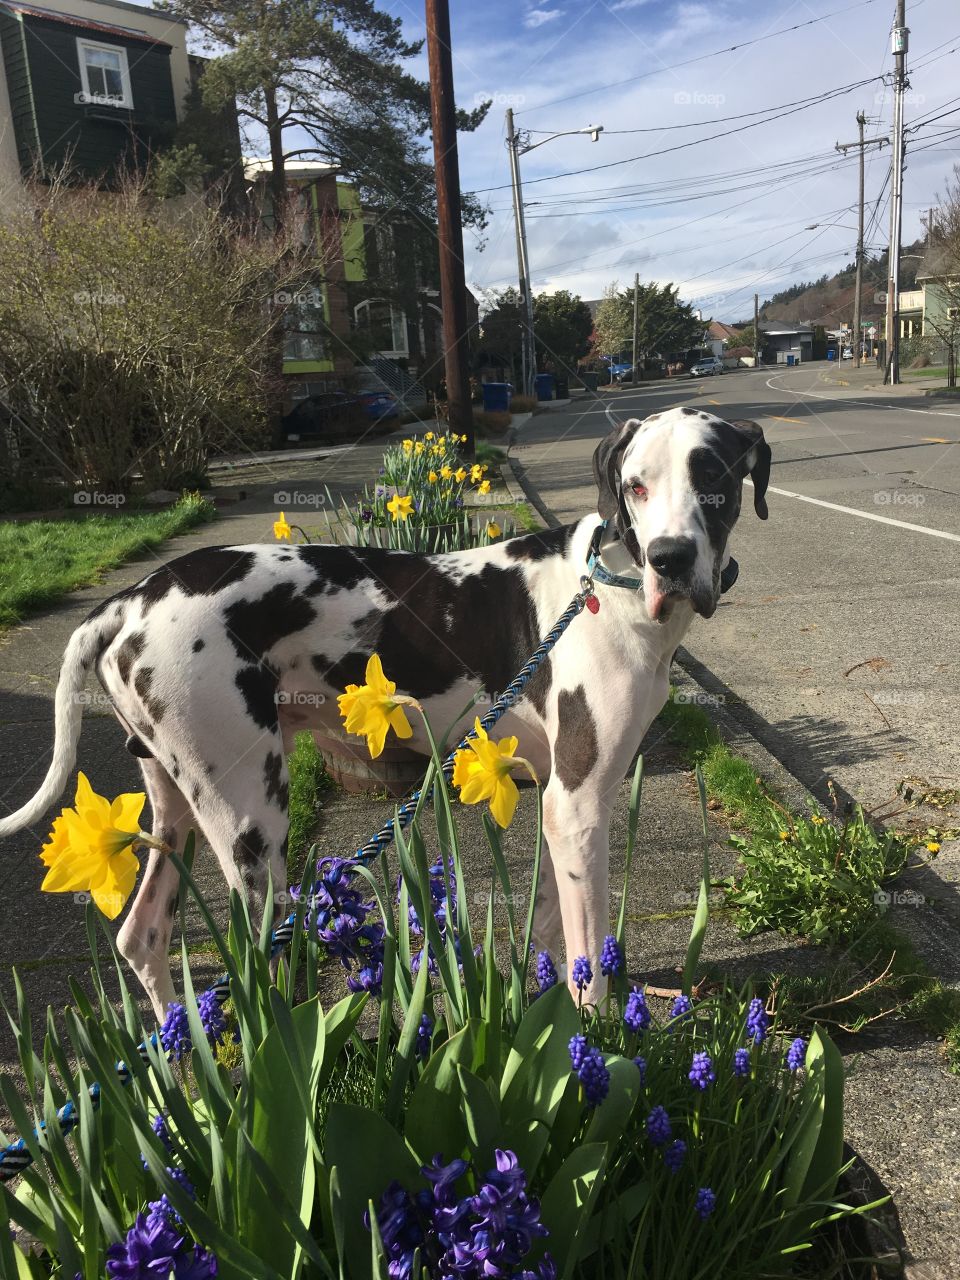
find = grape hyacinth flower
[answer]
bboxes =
[745,997,770,1045]
[536,951,558,992]
[624,987,651,1034]
[571,955,593,992]
[663,1139,687,1174]
[568,1034,588,1073]
[695,1187,717,1221]
[733,1048,751,1078]
[646,1105,672,1147]
[576,1046,610,1107]
[147,1166,194,1227]
[634,1055,647,1082]
[197,989,226,1044]
[786,1037,808,1072]
[599,934,624,977]
[159,1002,192,1061]
[688,1052,716,1091]
[670,994,692,1022]
[416,1014,433,1062]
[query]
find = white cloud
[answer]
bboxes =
[609,0,654,10]
[524,8,563,29]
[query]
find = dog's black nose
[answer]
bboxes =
[647,536,697,579]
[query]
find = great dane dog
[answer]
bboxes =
[0,406,770,1018]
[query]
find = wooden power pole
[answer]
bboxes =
[836,111,885,369]
[631,274,640,385]
[754,293,760,368]
[885,0,908,384]
[425,0,474,452]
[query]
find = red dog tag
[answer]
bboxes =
[586,595,600,614]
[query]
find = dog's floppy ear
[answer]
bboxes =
[729,419,771,519]
[592,418,640,520]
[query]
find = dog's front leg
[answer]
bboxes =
[542,778,612,1007]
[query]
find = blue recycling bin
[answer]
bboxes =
[827,349,836,361]
[481,382,511,412]
[534,372,555,401]
[786,354,796,367]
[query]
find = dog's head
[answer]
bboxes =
[592,405,770,622]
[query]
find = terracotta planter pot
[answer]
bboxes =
[312,725,427,797]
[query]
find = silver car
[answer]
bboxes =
[689,357,724,377]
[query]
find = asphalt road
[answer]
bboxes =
[512,365,960,839]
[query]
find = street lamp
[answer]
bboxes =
[505,115,603,396]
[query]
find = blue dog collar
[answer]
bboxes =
[585,520,740,594]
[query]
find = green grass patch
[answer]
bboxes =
[904,365,947,378]
[0,492,215,628]
[286,730,331,876]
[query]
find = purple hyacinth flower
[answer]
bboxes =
[664,1139,687,1174]
[599,935,624,976]
[577,1046,610,1107]
[746,997,769,1045]
[634,1055,647,1082]
[688,1051,716,1091]
[670,994,693,1021]
[569,1033,588,1072]
[106,1214,182,1278]
[416,1014,433,1062]
[346,963,383,996]
[646,1105,672,1147]
[695,1187,717,1220]
[733,1048,751,1078]
[197,989,226,1044]
[786,1037,808,1072]
[624,987,651,1033]
[536,951,558,992]
[176,1245,219,1279]
[159,1002,192,1060]
[571,955,593,991]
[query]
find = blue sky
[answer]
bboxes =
[135,0,959,321]
[396,0,960,319]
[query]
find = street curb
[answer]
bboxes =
[500,458,534,509]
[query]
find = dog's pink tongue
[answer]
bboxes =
[646,586,667,622]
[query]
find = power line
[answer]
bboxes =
[515,0,884,117]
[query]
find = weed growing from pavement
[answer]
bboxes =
[657,689,960,1069]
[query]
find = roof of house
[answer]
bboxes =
[244,158,339,181]
[708,320,742,342]
[0,0,174,44]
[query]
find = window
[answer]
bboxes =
[283,290,329,361]
[77,39,133,109]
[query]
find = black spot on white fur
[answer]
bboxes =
[553,685,598,792]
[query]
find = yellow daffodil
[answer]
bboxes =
[414,441,425,455]
[470,464,484,483]
[810,815,825,826]
[387,493,414,522]
[478,480,492,495]
[402,438,414,454]
[428,470,439,484]
[486,522,502,539]
[440,465,453,480]
[778,830,790,841]
[460,434,468,443]
[273,512,292,541]
[454,467,467,483]
[452,718,537,828]
[425,431,435,441]
[927,840,941,854]
[40,772,147,919]
[337,654,418,758]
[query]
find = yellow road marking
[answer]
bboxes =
[707,398,720,404]
[922,436,950,444]
[768,415,805,423]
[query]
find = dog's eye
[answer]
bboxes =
[630,482,648,500]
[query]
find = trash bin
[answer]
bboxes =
[554,377,569,399]
[580,372,599,391]
[534,372,555,401]
[481,382,511,413]
[827,349,835,361]
[786,354,796,367]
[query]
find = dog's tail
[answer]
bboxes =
[0,613,120,838]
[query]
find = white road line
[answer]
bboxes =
[745,479,960,543]
[764,374,960,419]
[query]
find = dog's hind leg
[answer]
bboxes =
[117,758,196,1023]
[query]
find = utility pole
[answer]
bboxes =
[425,0,474,451]
[836,111,886,368]
[631,273,640,386]
[506,108,536,398]
[754,292,760,368]
[885,0,909,384]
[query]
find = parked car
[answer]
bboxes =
[841,347,853,360]
[358,390,401,421]
[281,391,365,441]
[688,356,724,378]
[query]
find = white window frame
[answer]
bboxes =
[76,38,134,110]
